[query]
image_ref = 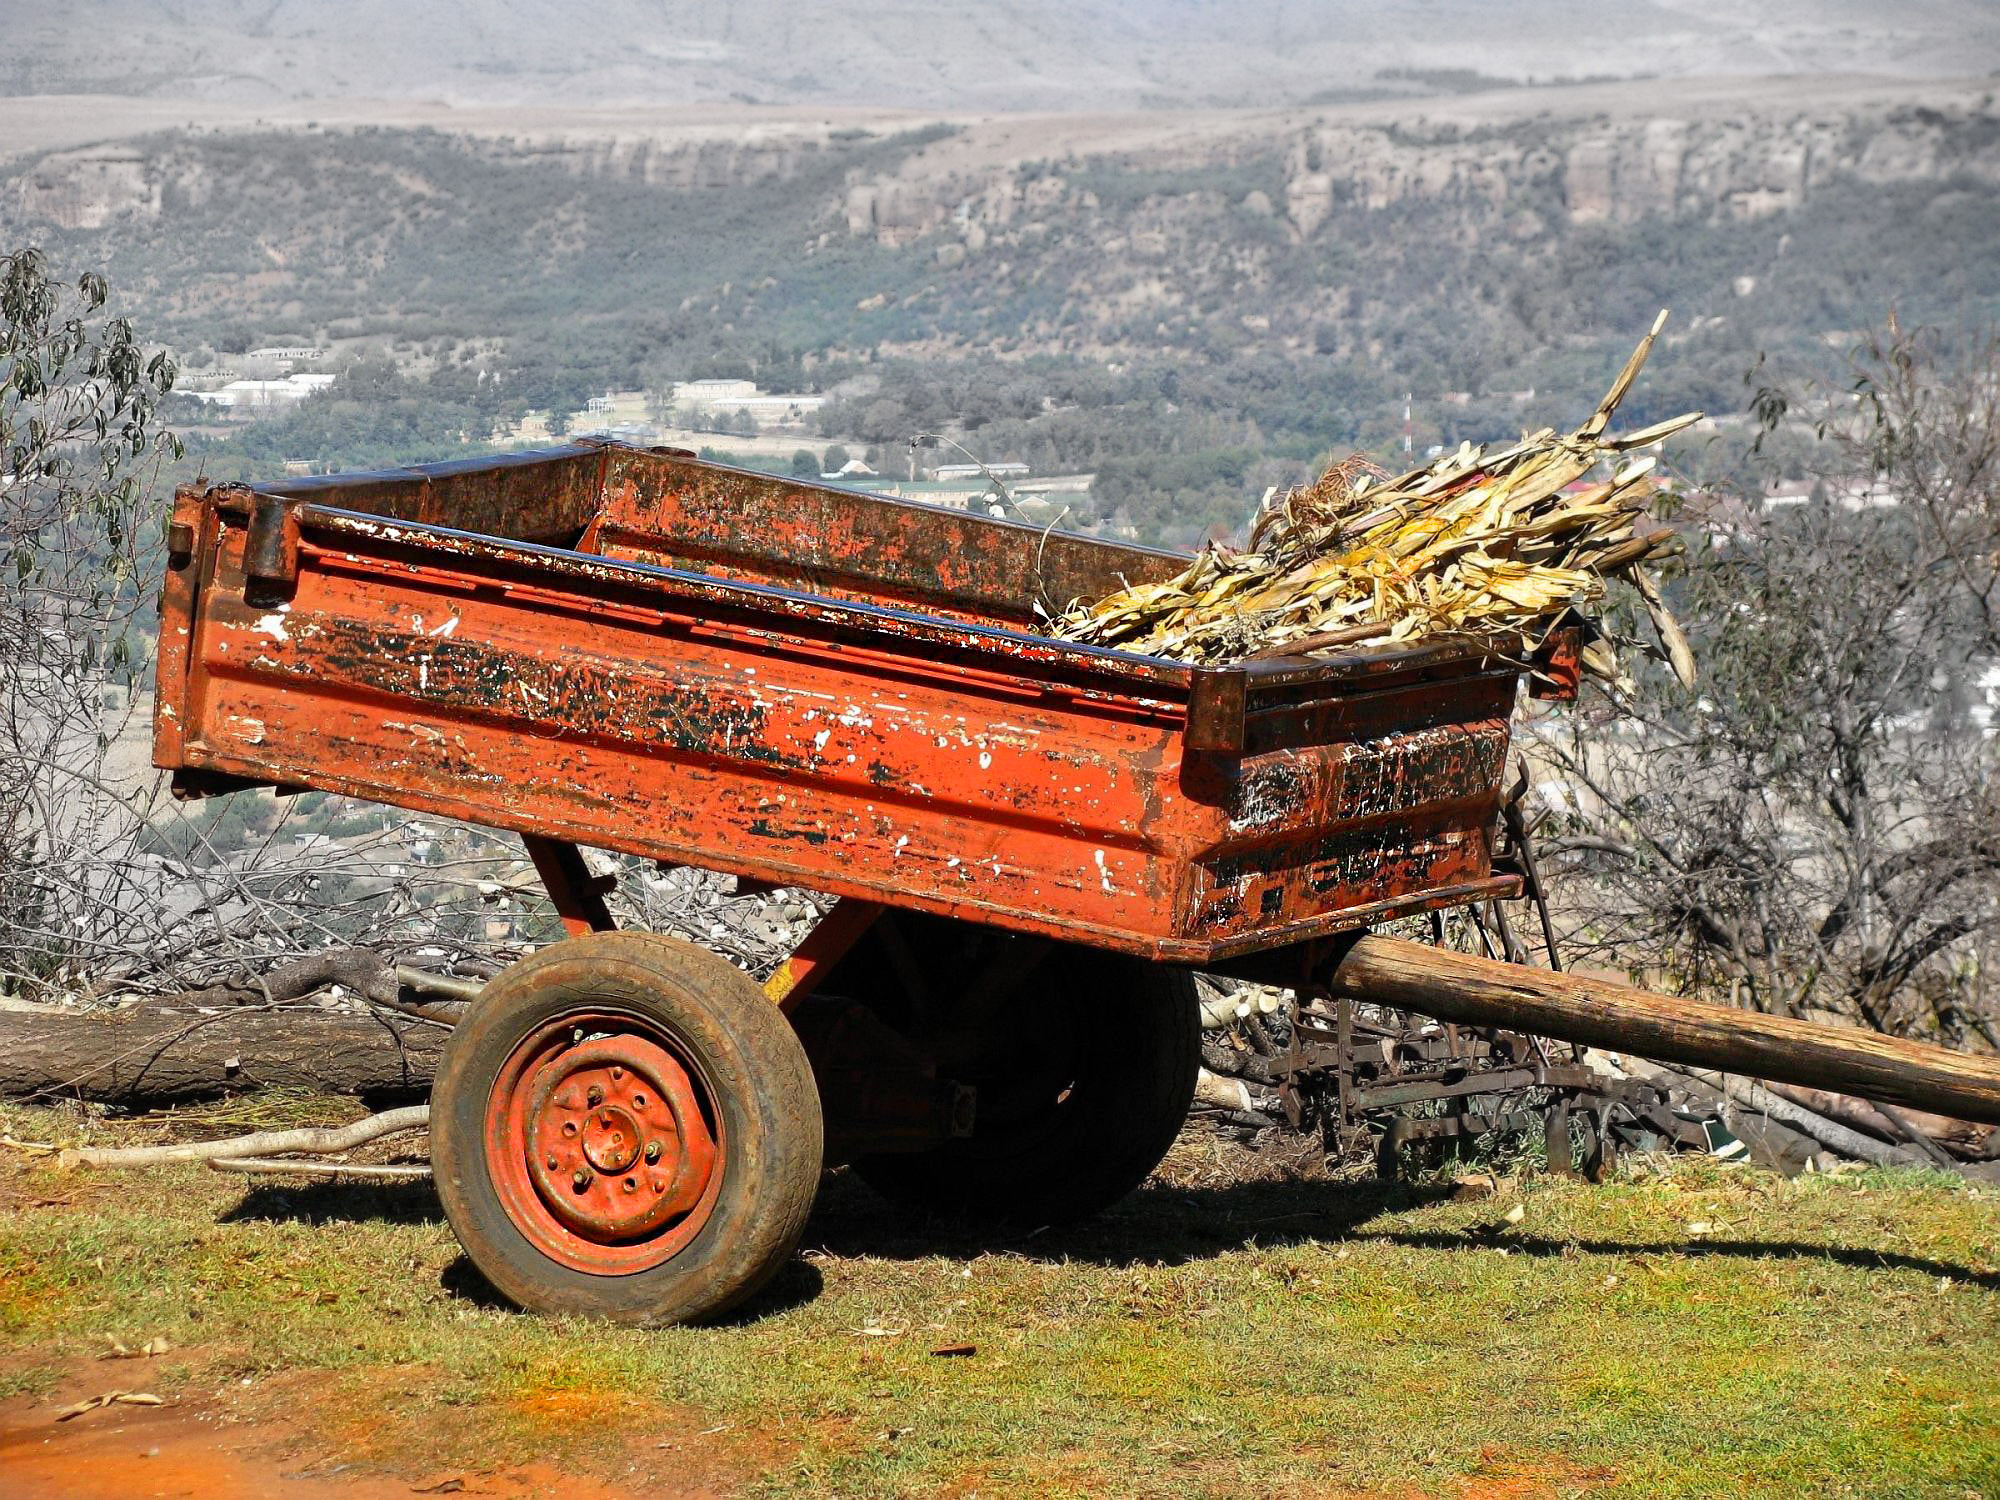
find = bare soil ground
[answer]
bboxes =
[0,1375,654,1500]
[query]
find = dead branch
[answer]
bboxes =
[39,1104,430,1167]
[208,1157,433,1181]
[395,964,485,1002]
[175,947,399,1009]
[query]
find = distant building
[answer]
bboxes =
[1014,473,1094,498]
[185,373,337,409]
[671,378,759,405]
[1971,661,2000,738]
[249,346,324,364]
[670,379,826,430]
[734,394,827,427]
[931,461,1029,481]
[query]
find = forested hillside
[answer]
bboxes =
[6,85,1998,542]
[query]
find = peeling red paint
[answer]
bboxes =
[155,443,1530,963]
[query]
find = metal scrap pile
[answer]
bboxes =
[1051,313,1700,687]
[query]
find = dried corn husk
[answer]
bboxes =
[1052,311,1699,683]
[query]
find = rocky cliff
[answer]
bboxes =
[836,88,2000,254]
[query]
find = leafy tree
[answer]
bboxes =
[1,247,180,994]
[790,448,819,477]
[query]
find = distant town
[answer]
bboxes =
[179,351,1104,527]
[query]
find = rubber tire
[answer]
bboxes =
[431,931,822,1325]
[853,950,1200,1226]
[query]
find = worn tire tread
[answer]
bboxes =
[431,931,821,1325]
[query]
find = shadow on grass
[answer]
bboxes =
[807,1170,2000,1288]
[217,1167,2000,1300]
[221,1179,442,1227]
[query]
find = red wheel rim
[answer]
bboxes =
[483,1010,723,1275]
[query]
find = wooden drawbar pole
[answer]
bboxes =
[1327,934,2000,1126]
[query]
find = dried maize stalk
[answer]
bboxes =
[1051,311,1699,684]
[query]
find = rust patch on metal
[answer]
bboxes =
[155,442,1534,964]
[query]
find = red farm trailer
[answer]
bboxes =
[152,441,2000,1323]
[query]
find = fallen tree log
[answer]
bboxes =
[1713,1074,1933,1170]
[1328,936,2000,1126]
[0,1005,444,1107]
[1756,1081,1992,1159]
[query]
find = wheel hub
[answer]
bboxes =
[506,1032,719,1252]
[581,1104,643,1174]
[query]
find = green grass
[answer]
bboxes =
[2,1100,1996,1498]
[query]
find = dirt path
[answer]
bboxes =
[0,1382,706,1500]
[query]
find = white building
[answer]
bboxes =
[932,462,1030,481]
[186,373,337,410]
[669,379,827,430]
[821,458,878,480]
[671,378,759,405]
[1970,661,2000,737]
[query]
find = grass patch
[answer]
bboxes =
[2,1100,1996,1498]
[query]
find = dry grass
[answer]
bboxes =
[2,1100,1997,1498]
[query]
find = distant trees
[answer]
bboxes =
[215,354,529,468]
[790,448,819,477]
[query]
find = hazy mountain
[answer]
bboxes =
[5,0,1998,111]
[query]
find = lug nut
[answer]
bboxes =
[572,1169,592,1191]
[651,1177,665,1194]
[610,1066,624,1081]
[644,1140,661,1164]
[546,1154,559,1170]
[586,1085,605,1108]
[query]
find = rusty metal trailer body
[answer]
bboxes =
[152,440,1557,1321]
[155,441,1525,965]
